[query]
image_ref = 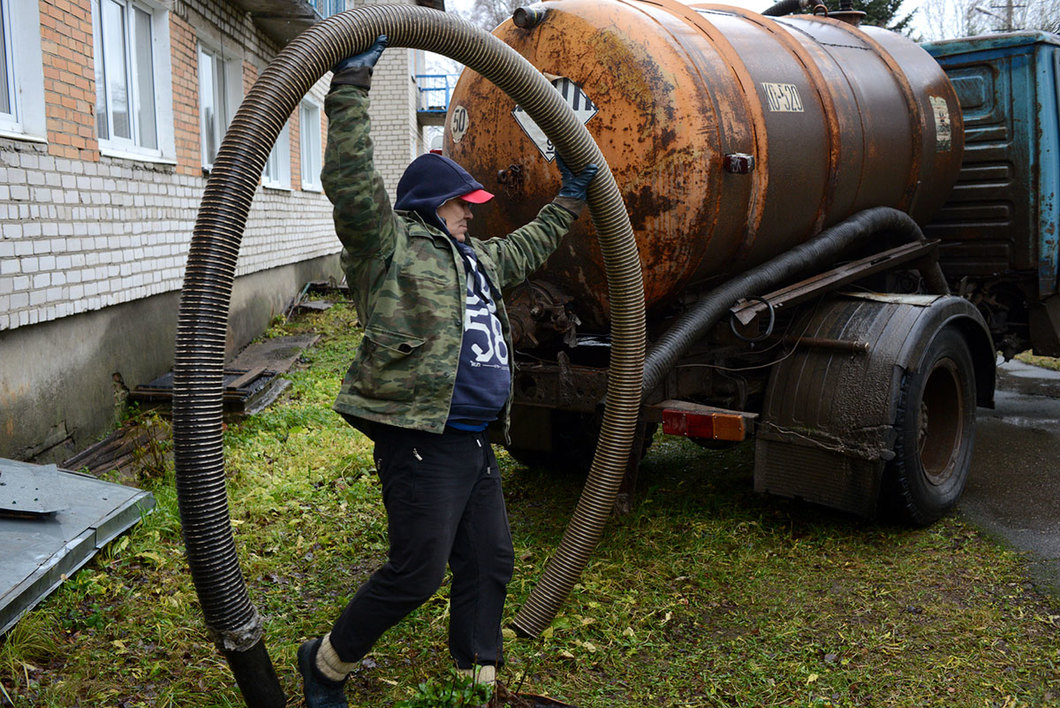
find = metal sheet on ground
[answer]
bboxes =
[0,458,155,636]
[0,462,61,517]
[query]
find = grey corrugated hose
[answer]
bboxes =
[172,6,644,705]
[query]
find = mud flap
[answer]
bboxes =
[754,293,993,518]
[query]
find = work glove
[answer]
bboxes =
[553,155,598,216]
[331,35,388,90]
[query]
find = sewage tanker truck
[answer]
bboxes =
[442,0,1060,525]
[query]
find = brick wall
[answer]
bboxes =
[0,0,404,332]
[40,0,97,162]
[292,101,303,191]
[171,14,202,177]
[0,0,434,459]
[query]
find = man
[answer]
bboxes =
[297,36,598,707]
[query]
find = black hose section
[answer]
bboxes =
[172,5,644,702]
[223,642,282,705]
[762,0,805,16]
[642,207,942,397]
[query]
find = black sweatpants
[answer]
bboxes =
[328,424,515,669]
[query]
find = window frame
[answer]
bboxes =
[263,122,291,190]
[0,1,16,128]
[197,41,241,172]
[0,0,45,141]
[92,0,175,163]
[299,98,323,192]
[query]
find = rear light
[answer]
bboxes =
[662,408,747,441]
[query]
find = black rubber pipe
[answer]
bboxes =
[642,206,948,397]
[172,6,644,705]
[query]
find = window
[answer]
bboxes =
[314,0,349,19]
[0,0,45,140]
[0,3,14,123]
[300,99,322,191]
[198,43,241,170]
[263,123,291,190]
[92,0,175,160]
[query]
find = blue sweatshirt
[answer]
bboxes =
[448,240,511,430]
[392,153,511,430]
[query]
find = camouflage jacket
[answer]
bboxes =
[322,86,576,436]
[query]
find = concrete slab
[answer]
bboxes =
[0,459,155,636]
[226,333,320,414]
[227,333,320,372]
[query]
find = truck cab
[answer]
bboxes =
[922,31,1060,358]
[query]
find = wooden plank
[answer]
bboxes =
[226,366,267,391]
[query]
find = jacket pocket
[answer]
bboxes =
[351,326,426,402]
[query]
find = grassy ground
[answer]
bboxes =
[2,302,1058,707]
[1017,351,1060,372]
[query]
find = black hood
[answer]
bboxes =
[394,154,487,234]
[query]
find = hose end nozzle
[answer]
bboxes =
[513,6,548,29]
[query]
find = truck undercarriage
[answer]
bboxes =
[502,209,997,524]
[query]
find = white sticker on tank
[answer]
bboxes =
[450,105,469,144]
[513,78,598,161]
[929,96,952,152]
[762,82,804,113]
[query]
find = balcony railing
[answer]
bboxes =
[312,0,348,18]
[416,74,460,114]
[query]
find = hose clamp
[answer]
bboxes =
[208,608,265,653]
[730,296,776,343]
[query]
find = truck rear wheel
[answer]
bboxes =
[883,327,977,526]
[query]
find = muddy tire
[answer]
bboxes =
[882,326,977,526]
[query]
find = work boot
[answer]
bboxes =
[297,638,348,708]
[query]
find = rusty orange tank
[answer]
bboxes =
[445,0,964,332]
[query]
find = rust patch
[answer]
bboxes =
[624,184,678,232]
[659,127,678,151]
[496,163,525,198]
